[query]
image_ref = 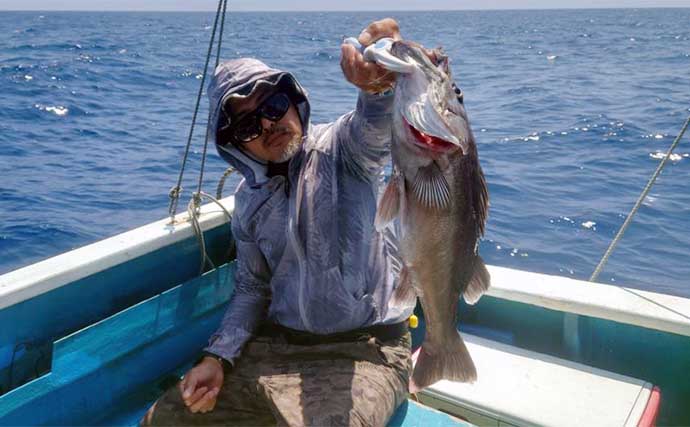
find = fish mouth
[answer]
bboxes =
[404,117,458,153]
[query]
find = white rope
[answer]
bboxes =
[187,194,214,274]
[186,191,234,274]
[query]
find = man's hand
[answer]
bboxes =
[178,357,225,413]
[341,18,401,94]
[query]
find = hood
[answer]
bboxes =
[208,58,311,187]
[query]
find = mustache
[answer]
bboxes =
[265,124,292,137]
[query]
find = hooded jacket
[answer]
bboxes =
[203,58,414,364]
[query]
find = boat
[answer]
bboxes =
[1,195,687,426]
[3,1,688,423]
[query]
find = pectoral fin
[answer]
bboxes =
[375,174,402,231]
[411,162,451,210]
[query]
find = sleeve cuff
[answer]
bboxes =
[195,351,233,374]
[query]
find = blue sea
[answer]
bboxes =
[1,9,689,297]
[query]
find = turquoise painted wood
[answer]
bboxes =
[0,223,232,396]
[387,400,469,427]
[0,264,234,425]
[0,264,468,427]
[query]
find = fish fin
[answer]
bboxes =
[410,331,477,392]
[391,265,417,306]
[466,157,490,236]
[463,256,491,305]
[375,175,402,231]
[411,162,451,210]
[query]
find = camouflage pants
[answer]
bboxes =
[142,332,412,427]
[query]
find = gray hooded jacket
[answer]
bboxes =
[203,58,414,364]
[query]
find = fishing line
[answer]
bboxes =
[589,115,690,282]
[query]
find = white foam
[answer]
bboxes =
[24,75,33,81]
[46,106,68,116]
[581,221,596,230]
[36,104,69,116]
[547,55,557,61]
[649,152,684,162]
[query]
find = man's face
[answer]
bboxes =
[227,91,303,163]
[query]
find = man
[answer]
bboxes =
[142,18,416,427]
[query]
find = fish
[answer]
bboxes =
[371,40,490,392]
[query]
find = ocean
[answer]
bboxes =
[1,9,689,297]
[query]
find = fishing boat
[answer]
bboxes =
[3,1,689,424]
[1,193,688,426]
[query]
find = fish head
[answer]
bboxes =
[383,41,471,157]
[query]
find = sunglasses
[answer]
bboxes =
[219,92,291,145]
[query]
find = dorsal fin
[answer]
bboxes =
[468,156,489,236]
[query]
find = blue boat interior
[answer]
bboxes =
[0,262,466,426]
[1,223,689,425]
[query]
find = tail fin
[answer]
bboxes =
[410,331,476,392]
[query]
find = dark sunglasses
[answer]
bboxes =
[219,92,291,145]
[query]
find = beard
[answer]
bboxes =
[264,123,302,163]
[277,133,302,162]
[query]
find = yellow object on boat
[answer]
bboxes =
[409,315,418,329]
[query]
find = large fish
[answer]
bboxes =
[372,40,490,392]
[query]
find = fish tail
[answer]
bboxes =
[410,331,476,392]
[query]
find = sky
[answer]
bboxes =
[1,0,689,11]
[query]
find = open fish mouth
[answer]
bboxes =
[404,117,458,153]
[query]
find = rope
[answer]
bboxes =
[195,0,229,199]
[200,191,234,220]
[188,191,234,274]
[166,0,232,274]
[590,115,690,282]
[216,167,236,199]
[188,194,214,274]
[168,0,227,224]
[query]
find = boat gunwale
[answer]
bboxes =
[1,195,689,339]
[0,197,235,311]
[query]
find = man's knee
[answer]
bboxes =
[139,384,188,426]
